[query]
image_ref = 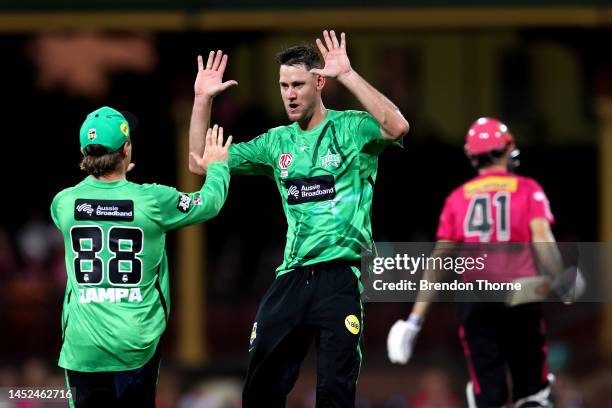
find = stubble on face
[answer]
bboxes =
[279,64,318,123]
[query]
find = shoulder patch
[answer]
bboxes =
[176,193,191,213]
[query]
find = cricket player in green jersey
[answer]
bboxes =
[51,106,231,407]
[189,30,409,407]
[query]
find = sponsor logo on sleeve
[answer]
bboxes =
[283,175,336,205]
[533,191,546,201]
[533,191,553,219]
[74,199,134,221]
[193,193,203,206]
[177,193,191,213]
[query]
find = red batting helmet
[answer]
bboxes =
[465,117,514,155]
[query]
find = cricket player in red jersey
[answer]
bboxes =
[387,117,559,408]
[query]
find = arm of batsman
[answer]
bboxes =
[506,267,586,306]
[552,266,586,304]
[506,276,551,307]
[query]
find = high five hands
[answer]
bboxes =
[194,51,238,99]
[190,125,232,173]
[310,30,353,81]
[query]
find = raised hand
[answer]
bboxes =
[194,51,238,99]
[310,30,352,80]
[190,124,232,173]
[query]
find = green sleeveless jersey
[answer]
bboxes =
[50,163,229,372]
[229,110,396,276]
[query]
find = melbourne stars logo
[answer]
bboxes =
[320,149,340,168]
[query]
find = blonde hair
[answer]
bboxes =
[79,145,125,177]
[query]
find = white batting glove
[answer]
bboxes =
[387,314,422,364]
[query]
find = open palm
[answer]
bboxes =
[194,51,238,98]
[311,30,352,79]
[190,124,232,173]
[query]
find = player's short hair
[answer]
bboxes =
[276,44,323,71]
[469,147,507,169]
[79,145,126,177]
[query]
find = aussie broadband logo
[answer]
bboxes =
[74,199,134,221]
[284,175,336,205]
[278,153,293,170]
[287,185,299,200]
[76,203,94,216]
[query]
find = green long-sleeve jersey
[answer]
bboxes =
[229,109,397,276]
[50,162,229,372]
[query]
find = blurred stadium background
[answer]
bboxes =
[1,0,612,407]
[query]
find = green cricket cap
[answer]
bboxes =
[79,106,138,155]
